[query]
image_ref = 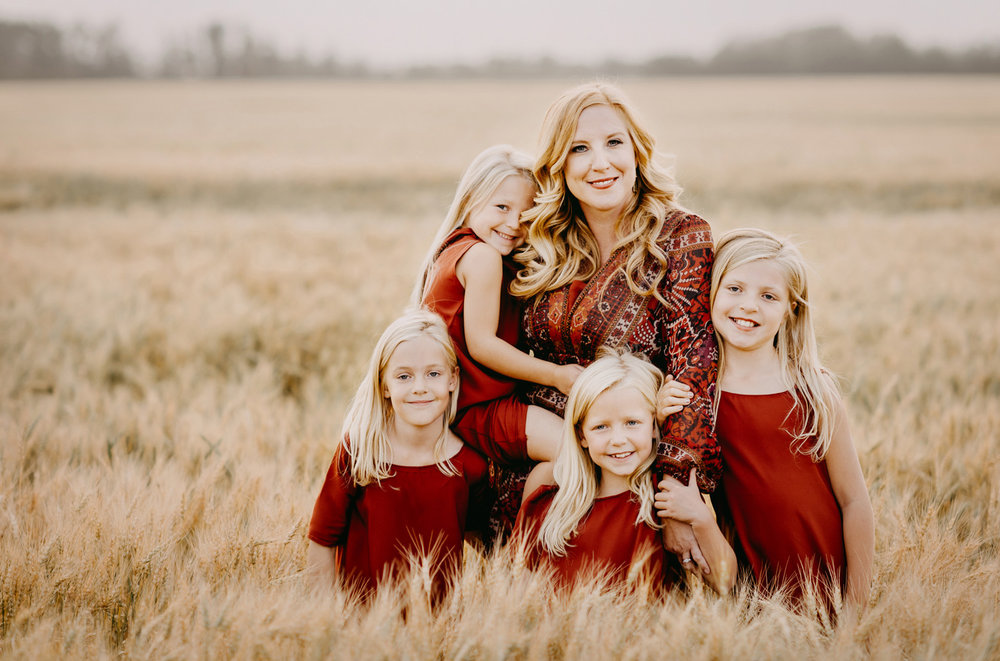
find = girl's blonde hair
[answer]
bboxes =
[342,308,461,486]
[511,82,683,306]
[412,144,536,304]
[539,349,662,556]
[711,228,841,460]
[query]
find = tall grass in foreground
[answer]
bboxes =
[1,196,998,659]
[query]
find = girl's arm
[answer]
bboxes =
[306,541,338,588]
[655,469,737,594]
[306,442,357,590]
[458,243,582,394]
[825,398,875,610]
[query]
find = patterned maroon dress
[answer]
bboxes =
[521,210,721,491]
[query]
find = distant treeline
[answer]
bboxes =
[1,20,998,80]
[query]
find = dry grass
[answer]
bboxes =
[1,77,999,659]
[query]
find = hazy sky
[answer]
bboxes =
[1,0,997,67]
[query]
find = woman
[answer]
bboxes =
[511,82,721,567]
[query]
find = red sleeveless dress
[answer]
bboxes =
[714,391,846,599]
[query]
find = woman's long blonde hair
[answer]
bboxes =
[538,349,662,556]
[512,82,683,306]
[341,308,461,486]
[411,144,536,305]
[711,228,841,460]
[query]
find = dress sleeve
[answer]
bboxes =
[308,441,359,547]
[655,213,722,492]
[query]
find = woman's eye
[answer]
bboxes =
[397,374,410,381]
[727,285,740,293]
[428,371,441,378]
[608,138,623,147]
[570,144,587,153]
[763,293,776,301]
[496,204,509,212]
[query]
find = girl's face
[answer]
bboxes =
[712,258,791,355]
[465,175,535,256]
[580,385,654,496]
[382,336,457,432]
[563,104,637,225]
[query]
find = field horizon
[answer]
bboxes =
[1,77,999,659]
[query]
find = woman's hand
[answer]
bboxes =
[655,375,692,424]
[551,363,584,395]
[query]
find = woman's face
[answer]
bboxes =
[563,104,637,225]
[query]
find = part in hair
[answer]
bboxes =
[538,348,663,556]
[412,144,536,305]
[341,308,461,486]
[512,82,683,306]
[711,228,841,459]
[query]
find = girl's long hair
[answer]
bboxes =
[341,308,461,486]
[511,82,684,306]
[538,349,662,556]
[711,228,841,460]
[411,144,536,305]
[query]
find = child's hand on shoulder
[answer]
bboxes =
[655,375,692,424]
[552,363,584,395]
[654,468,706,525]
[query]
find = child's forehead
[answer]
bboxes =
[386,336,451,366]
[725,258,788,287]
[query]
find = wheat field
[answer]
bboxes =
[1,77,999,659]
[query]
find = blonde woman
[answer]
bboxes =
[512,82,720,567]
[515,350,734,593]
[307,309,491,596]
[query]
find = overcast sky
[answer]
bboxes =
[1,0,997,67]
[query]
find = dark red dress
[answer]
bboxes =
[514,484,679,589]
[520,211,720,491]
[422,227,530,464]
[308,441,491,595]
[714,391,846,599]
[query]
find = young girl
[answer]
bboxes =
[516,350,735,593]
[306,309,491,596]
[414,145,582,534]
[656,228,875,609]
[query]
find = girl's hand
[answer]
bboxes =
[552,363,584,395]
[655,375,692,424]
[654,468,706,526]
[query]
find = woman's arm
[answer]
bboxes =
[655,214,721,492]
[655,469,736,594]
[458,242,582,394]
[825,398,875,610]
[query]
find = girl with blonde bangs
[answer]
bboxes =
[658,227,874,611]
[710,228,839,459]
[342,308,461,485]
[516,350,734,593]
[307,309,492,597]
[511,82,721,570]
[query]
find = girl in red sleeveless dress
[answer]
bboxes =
[306,310,491,598]
[657,228,875,612]
[516,350,734,593]
[414,145,583,537]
